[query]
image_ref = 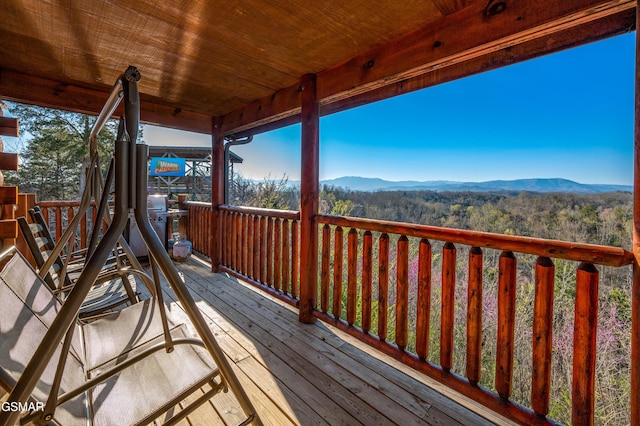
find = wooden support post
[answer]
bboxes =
[299,73,319,323]
[632,8,640,422]
[210,117,224,272]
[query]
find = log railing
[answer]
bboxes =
[184,202,301,304]
[184,201,212,256]
[43,199,635,424]
[316,214,634,425]
[36,200,102,249]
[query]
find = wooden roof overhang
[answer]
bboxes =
[0,0,635,138]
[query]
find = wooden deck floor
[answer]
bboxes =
[144,256,515,426]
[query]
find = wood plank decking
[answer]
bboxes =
[144,256,515,426]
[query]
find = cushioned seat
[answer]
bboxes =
[0,249,223,426]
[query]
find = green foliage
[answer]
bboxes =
[230,173,297,209]
[4,102,122,200]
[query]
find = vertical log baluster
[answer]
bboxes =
[67,208,75,251]
[252,215,260,280]
[347,228,358,326]
[274,219,282,291]
[205,207,210,256]
[572,262,599,425]
[226,212,233,267]
[247,214,254,279]
[441,242,456,370]
[378,233,389,341]
[496,251,517,398]
[189,206,194,250]
[80,211,87,250]
[196,207,200,254]
[532,256,555,416]
[191,207,196,253]
[193,208,202,253]
[220,211,226,265]
[225,211,231,267]
[291,220,299,298]
[233,212,240,271]
[321,224,331,313]
[220,211,226,266]
[282,219,291,295]
[236,213,243,272]
[266,217,274,287]
[203,207,208,256]
[259,216,267,283]
[42,207,49,225]
[396,235,409,350]
[243,213,250,275]
[210,206,214,257]
[207,207,212,257]
[361,231,373,334]
[55,208,62,243]
[416,238,432,360]
[333,226,344,320]
[466,247,483,384]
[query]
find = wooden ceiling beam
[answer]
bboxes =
[222,0,635,136]
[0,69,213,134]
[322,5,636,118]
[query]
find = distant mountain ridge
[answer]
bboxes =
[316,176,632,194]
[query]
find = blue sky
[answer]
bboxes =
[146,32,636,185]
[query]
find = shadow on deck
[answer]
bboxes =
[146,255,514,426]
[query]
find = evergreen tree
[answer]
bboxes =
[4,102,123,200]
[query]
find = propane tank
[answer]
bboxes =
[172,235,192,261]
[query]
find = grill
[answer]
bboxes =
[129,194,169,258]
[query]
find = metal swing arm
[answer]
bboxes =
[38,66,141,282]
[1,66,261,426]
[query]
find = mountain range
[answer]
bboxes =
[314,176,632,194]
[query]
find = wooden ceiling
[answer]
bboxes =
[0,0,635,136]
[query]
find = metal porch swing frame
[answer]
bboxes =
[1,66,261,426]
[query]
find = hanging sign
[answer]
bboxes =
[149,157,186,176]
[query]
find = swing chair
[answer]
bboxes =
[17,213,140,317]
[0,66,261,425]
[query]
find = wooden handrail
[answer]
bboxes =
[219,204,300,220]
[37,200,96,208]
[35,201,102,250]
[318,214,634,267]
[183,201,210,207]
